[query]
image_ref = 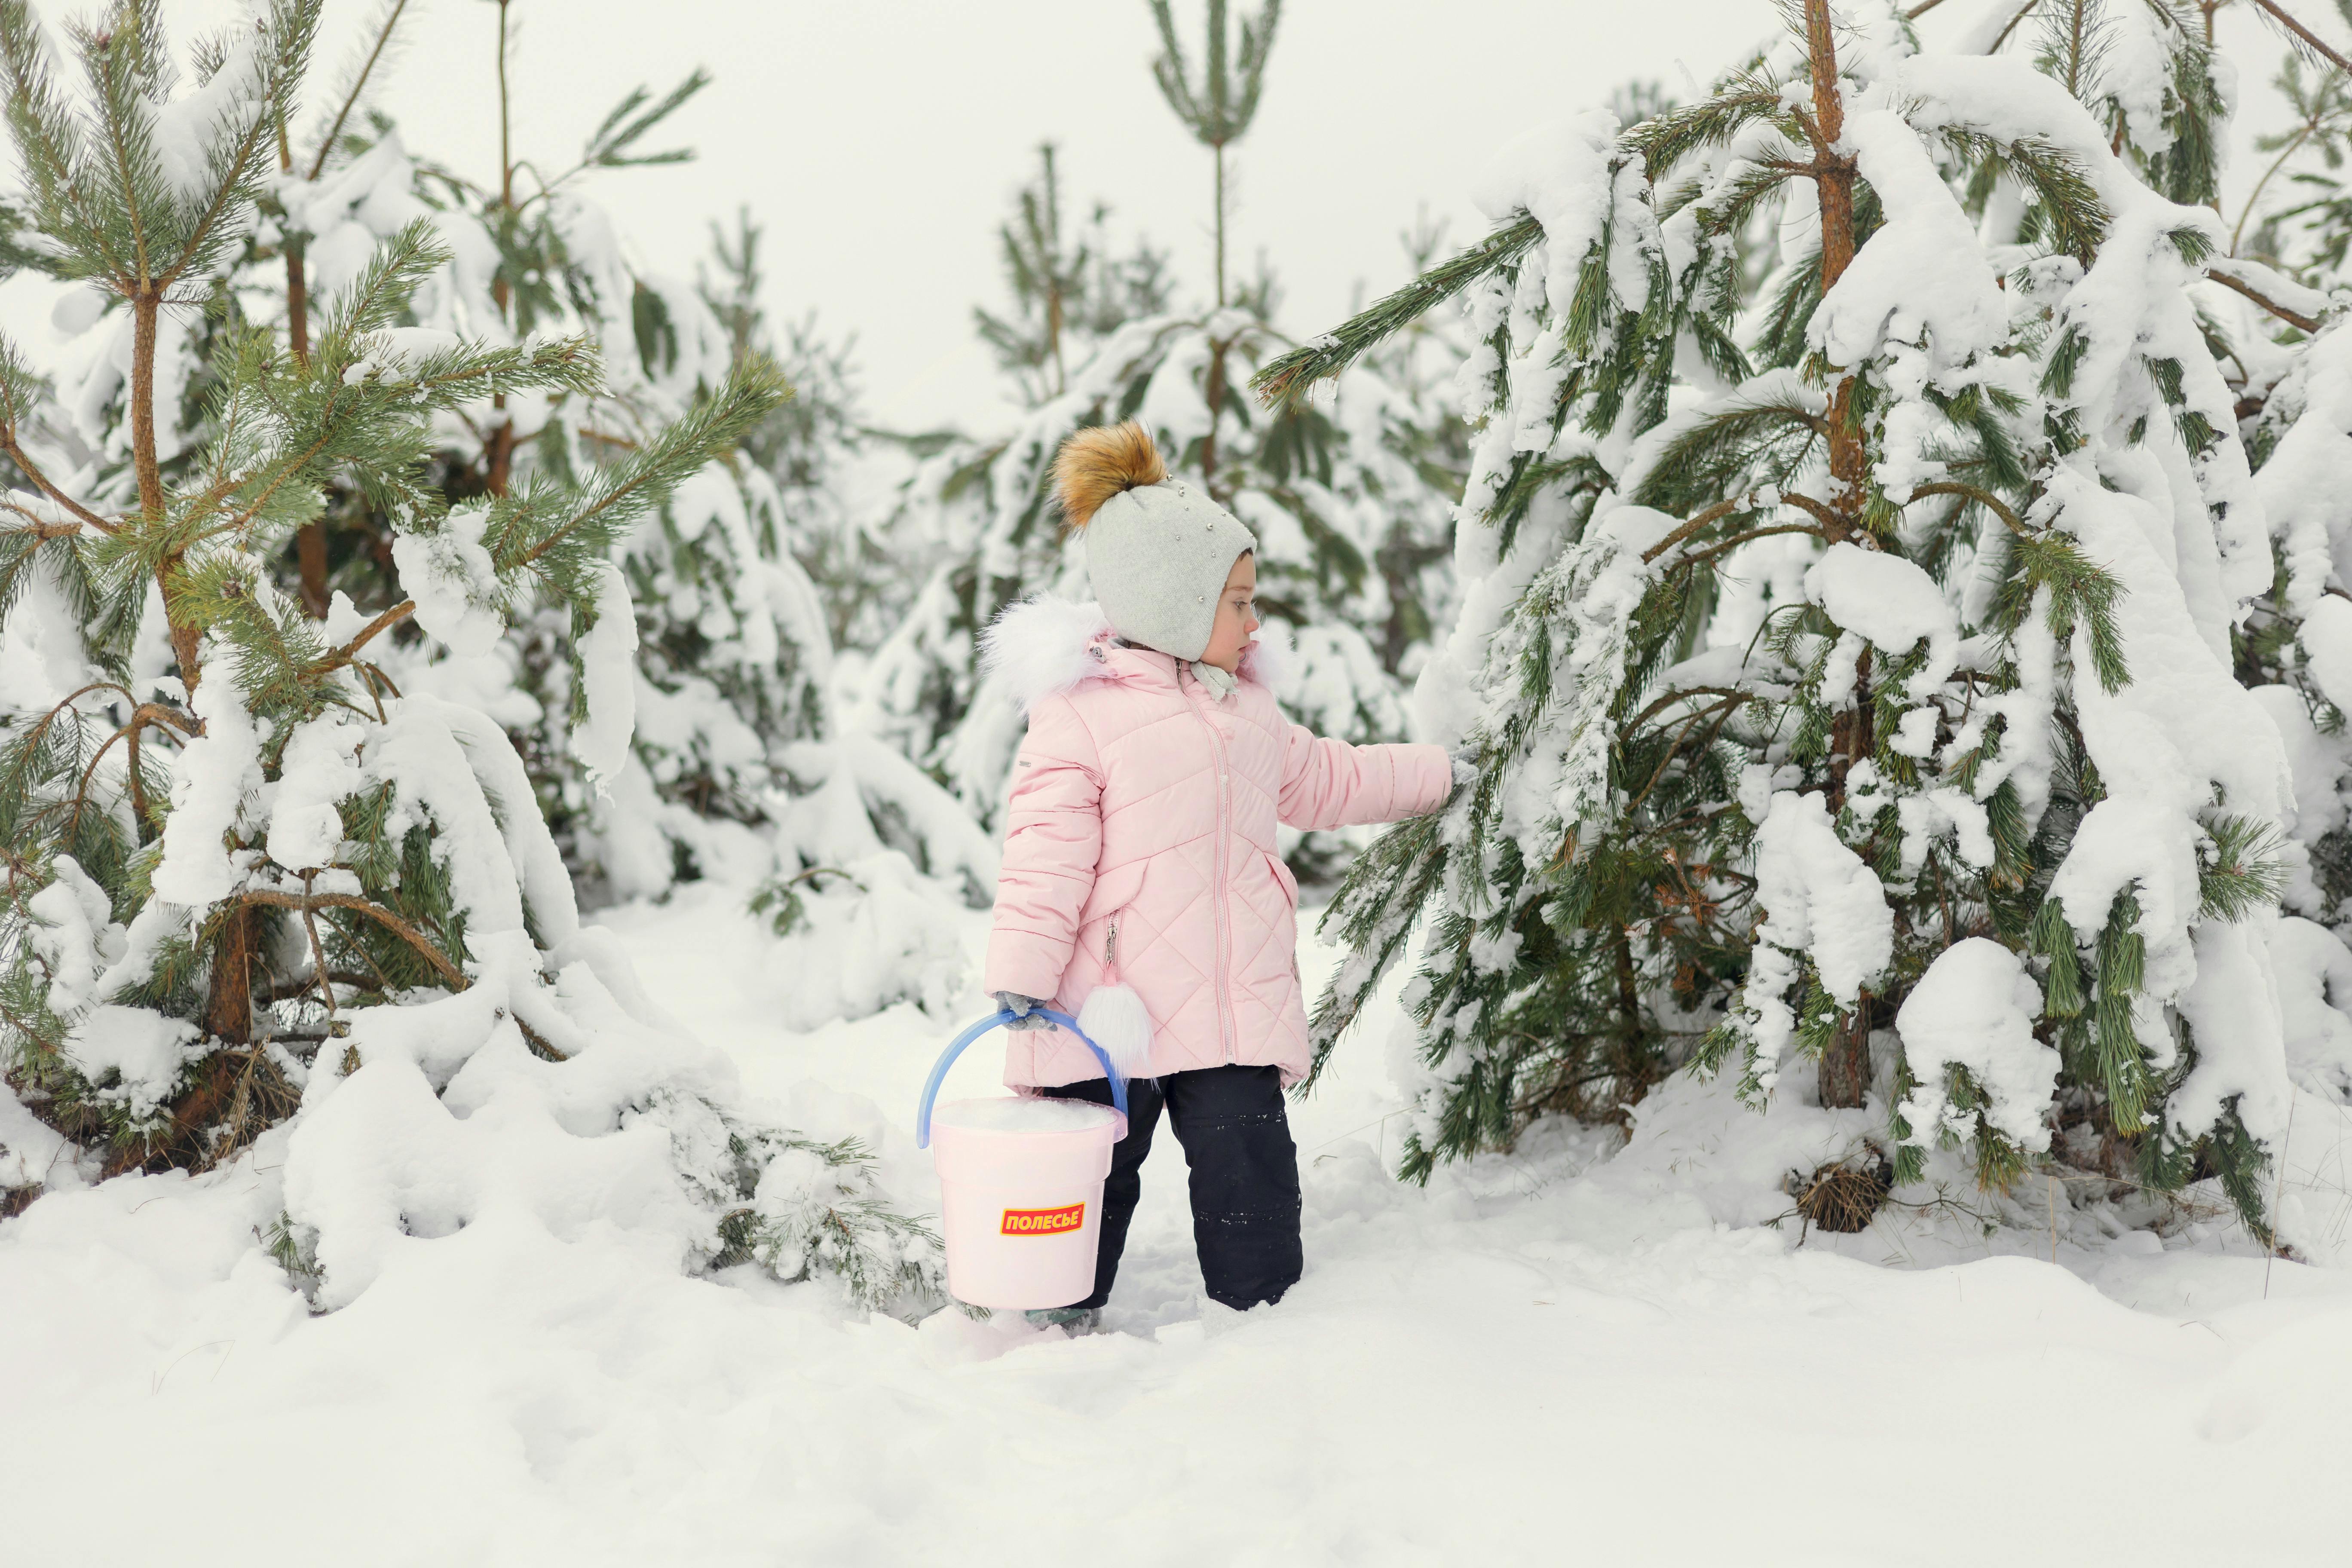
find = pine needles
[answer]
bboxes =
[1253,217,1540,409]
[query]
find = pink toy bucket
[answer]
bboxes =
[917,1009,1130,1311]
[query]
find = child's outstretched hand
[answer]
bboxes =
[1450,746,1480,789]
[994,992,1054,1030]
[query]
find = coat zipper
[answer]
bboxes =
[1183,675,1236,1063]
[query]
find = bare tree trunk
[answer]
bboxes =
[157,571,203,691]
[1804,0,1874,1112]
[1199,135,1232,495]
[128,291,165,521]
[1611,922,1644,1066]
[1818,638,1877,1114]
[486,0,517,499]
[1826,648,1873,810]
[204,903,257,1046]
[1803,0,1865,548]
[284,240,310,365]
[296,522,330,617]
[172,853,276,1146]
[1201,340,1227,494]
[1819,1000,1875,1109]
[285,237,331,616]
[1048,279,1066,396]
[1213,140,1227,310]
[132,275,248,1060]
[130,288,207,690]
[1803,0,1854,289]
[485,419,516,497]
[125,719,147,836]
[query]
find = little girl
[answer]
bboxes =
[981,422,1453,1329]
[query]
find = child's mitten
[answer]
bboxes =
[994,991,1054,1030]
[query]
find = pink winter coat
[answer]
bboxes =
[981,598,1453,1087]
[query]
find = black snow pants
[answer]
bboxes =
[1041,1064,1303,1311]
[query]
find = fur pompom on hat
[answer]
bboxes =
[1052,422,1257,664]
[1053,420,1166,529]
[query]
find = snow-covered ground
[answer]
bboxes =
[4,889,2350,1565]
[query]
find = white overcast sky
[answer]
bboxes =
[26,2,2352,429]
[340,0,1777,429]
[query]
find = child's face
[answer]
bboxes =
[1197,553,1259,673]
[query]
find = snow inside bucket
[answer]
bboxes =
[930,1098,1122,1133]
[917,1010,1130,1311]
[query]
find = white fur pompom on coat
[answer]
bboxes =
[1075,982,1155,1080]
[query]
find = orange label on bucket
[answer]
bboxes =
[1000,1202,1085,1236]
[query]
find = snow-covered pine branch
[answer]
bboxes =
[1270,0,2352,1245]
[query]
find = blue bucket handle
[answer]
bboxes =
[916,1008,1130,1150]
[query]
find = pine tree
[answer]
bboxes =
[683,210,999,1028]
[408,37,998,936]
[1263,0,2325,1235]
[371,2,787,901]
[21,0,783,897]
[1147,0,1280,487]
[971,143,1169,407]
[2197,5,2352,1017]
[24,1,992,943]
[0,0,942,1311]
[703,211,883,648]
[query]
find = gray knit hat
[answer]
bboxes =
[1054,422,1256,662]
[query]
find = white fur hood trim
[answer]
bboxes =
[1237,619,1292,695]
[981,594,1291,711]
[980,595,1115,713]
